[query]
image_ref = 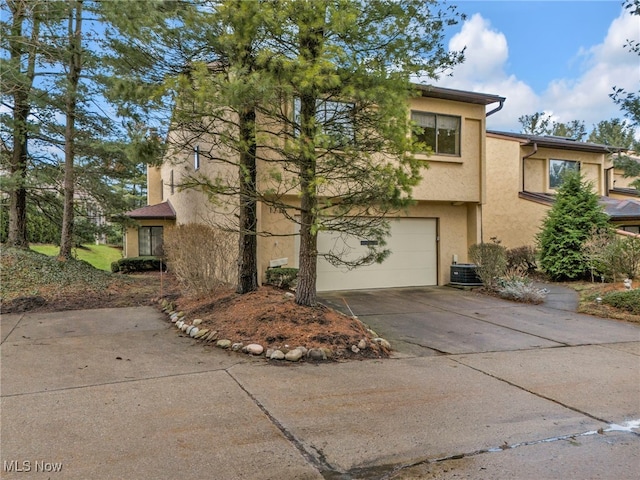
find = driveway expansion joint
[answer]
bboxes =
[0,364,245,398]
[0,312,25,346]
[451,357,613,424]
[225,368,336,478]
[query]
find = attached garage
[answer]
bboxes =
[308,218,438,292]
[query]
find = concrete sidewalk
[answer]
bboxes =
[1,299,639,479]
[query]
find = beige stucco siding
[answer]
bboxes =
[124,218,175,258]
[485,135,609,249]
[258,199,477,286]
[158,128,240,229]
[147,166,163,205]
[410,98,485,203]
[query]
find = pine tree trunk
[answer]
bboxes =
[6,1,36,249]
[296,197,318,306]
[7,117,28,249]
[294,8,324,307]
[59,0,82,259]
[236,106,258,294]
[295,91,319,306]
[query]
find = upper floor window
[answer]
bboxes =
[411,111,461,156]
[194,145,200,170]
[549,159,579,189]
[294,98,355,149]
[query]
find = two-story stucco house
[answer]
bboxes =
[483,131,640,248]
[124,85,505,290]
[125,83,639,290]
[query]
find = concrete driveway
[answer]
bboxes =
[1,288,639,479]
[319,286,638,357]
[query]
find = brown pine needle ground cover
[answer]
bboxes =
[172,285,389,359]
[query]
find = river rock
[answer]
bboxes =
[357,339,367,349]
[307,348,327,361]
[373,337,391,349]
[216,339,232,349]
[194,328,209,339]
[270,350,285,360]
[245,344,264,355]
[285,348,304,362]
[232,342,244,352]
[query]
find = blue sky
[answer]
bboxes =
[428,0,639,135]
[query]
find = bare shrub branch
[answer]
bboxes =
[163,224,237,295]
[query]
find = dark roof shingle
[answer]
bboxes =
[125,201,176,219]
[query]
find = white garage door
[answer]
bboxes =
[310,218,437,291]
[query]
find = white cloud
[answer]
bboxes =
[430,8,639,135]
[541,11,639,131]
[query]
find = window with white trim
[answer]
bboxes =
[411,111,461,156]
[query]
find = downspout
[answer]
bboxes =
[486,99,505,117]
[604,166,614,196]
[522,143,538,192]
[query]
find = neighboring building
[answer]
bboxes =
[125,85,505,290]
[484,131,640,247]
[605,154,640,235]
[606,154,639,198]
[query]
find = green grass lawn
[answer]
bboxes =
[30,244,123,271]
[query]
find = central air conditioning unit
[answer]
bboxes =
[450,264,483,286]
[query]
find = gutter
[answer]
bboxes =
[486,99,504,117]
[521,142,538,192]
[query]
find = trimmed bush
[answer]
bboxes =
[112,256,166,273]
[265,268,299,289]
[601,289,640,315]
[469,238,507,288]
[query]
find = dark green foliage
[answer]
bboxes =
[601,289,640,315]
[536,171,611,281]
[265,268,299,289]
[112,256,166,273]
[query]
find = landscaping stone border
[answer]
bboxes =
[158,298,390,362]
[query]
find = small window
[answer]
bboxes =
[293,98,355,148]
[411,111,461,156]
[170,169,174,195]
[549,159,579,189]
[194,145,200,170]
[621,225,640,234]
[139,226,164,256]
